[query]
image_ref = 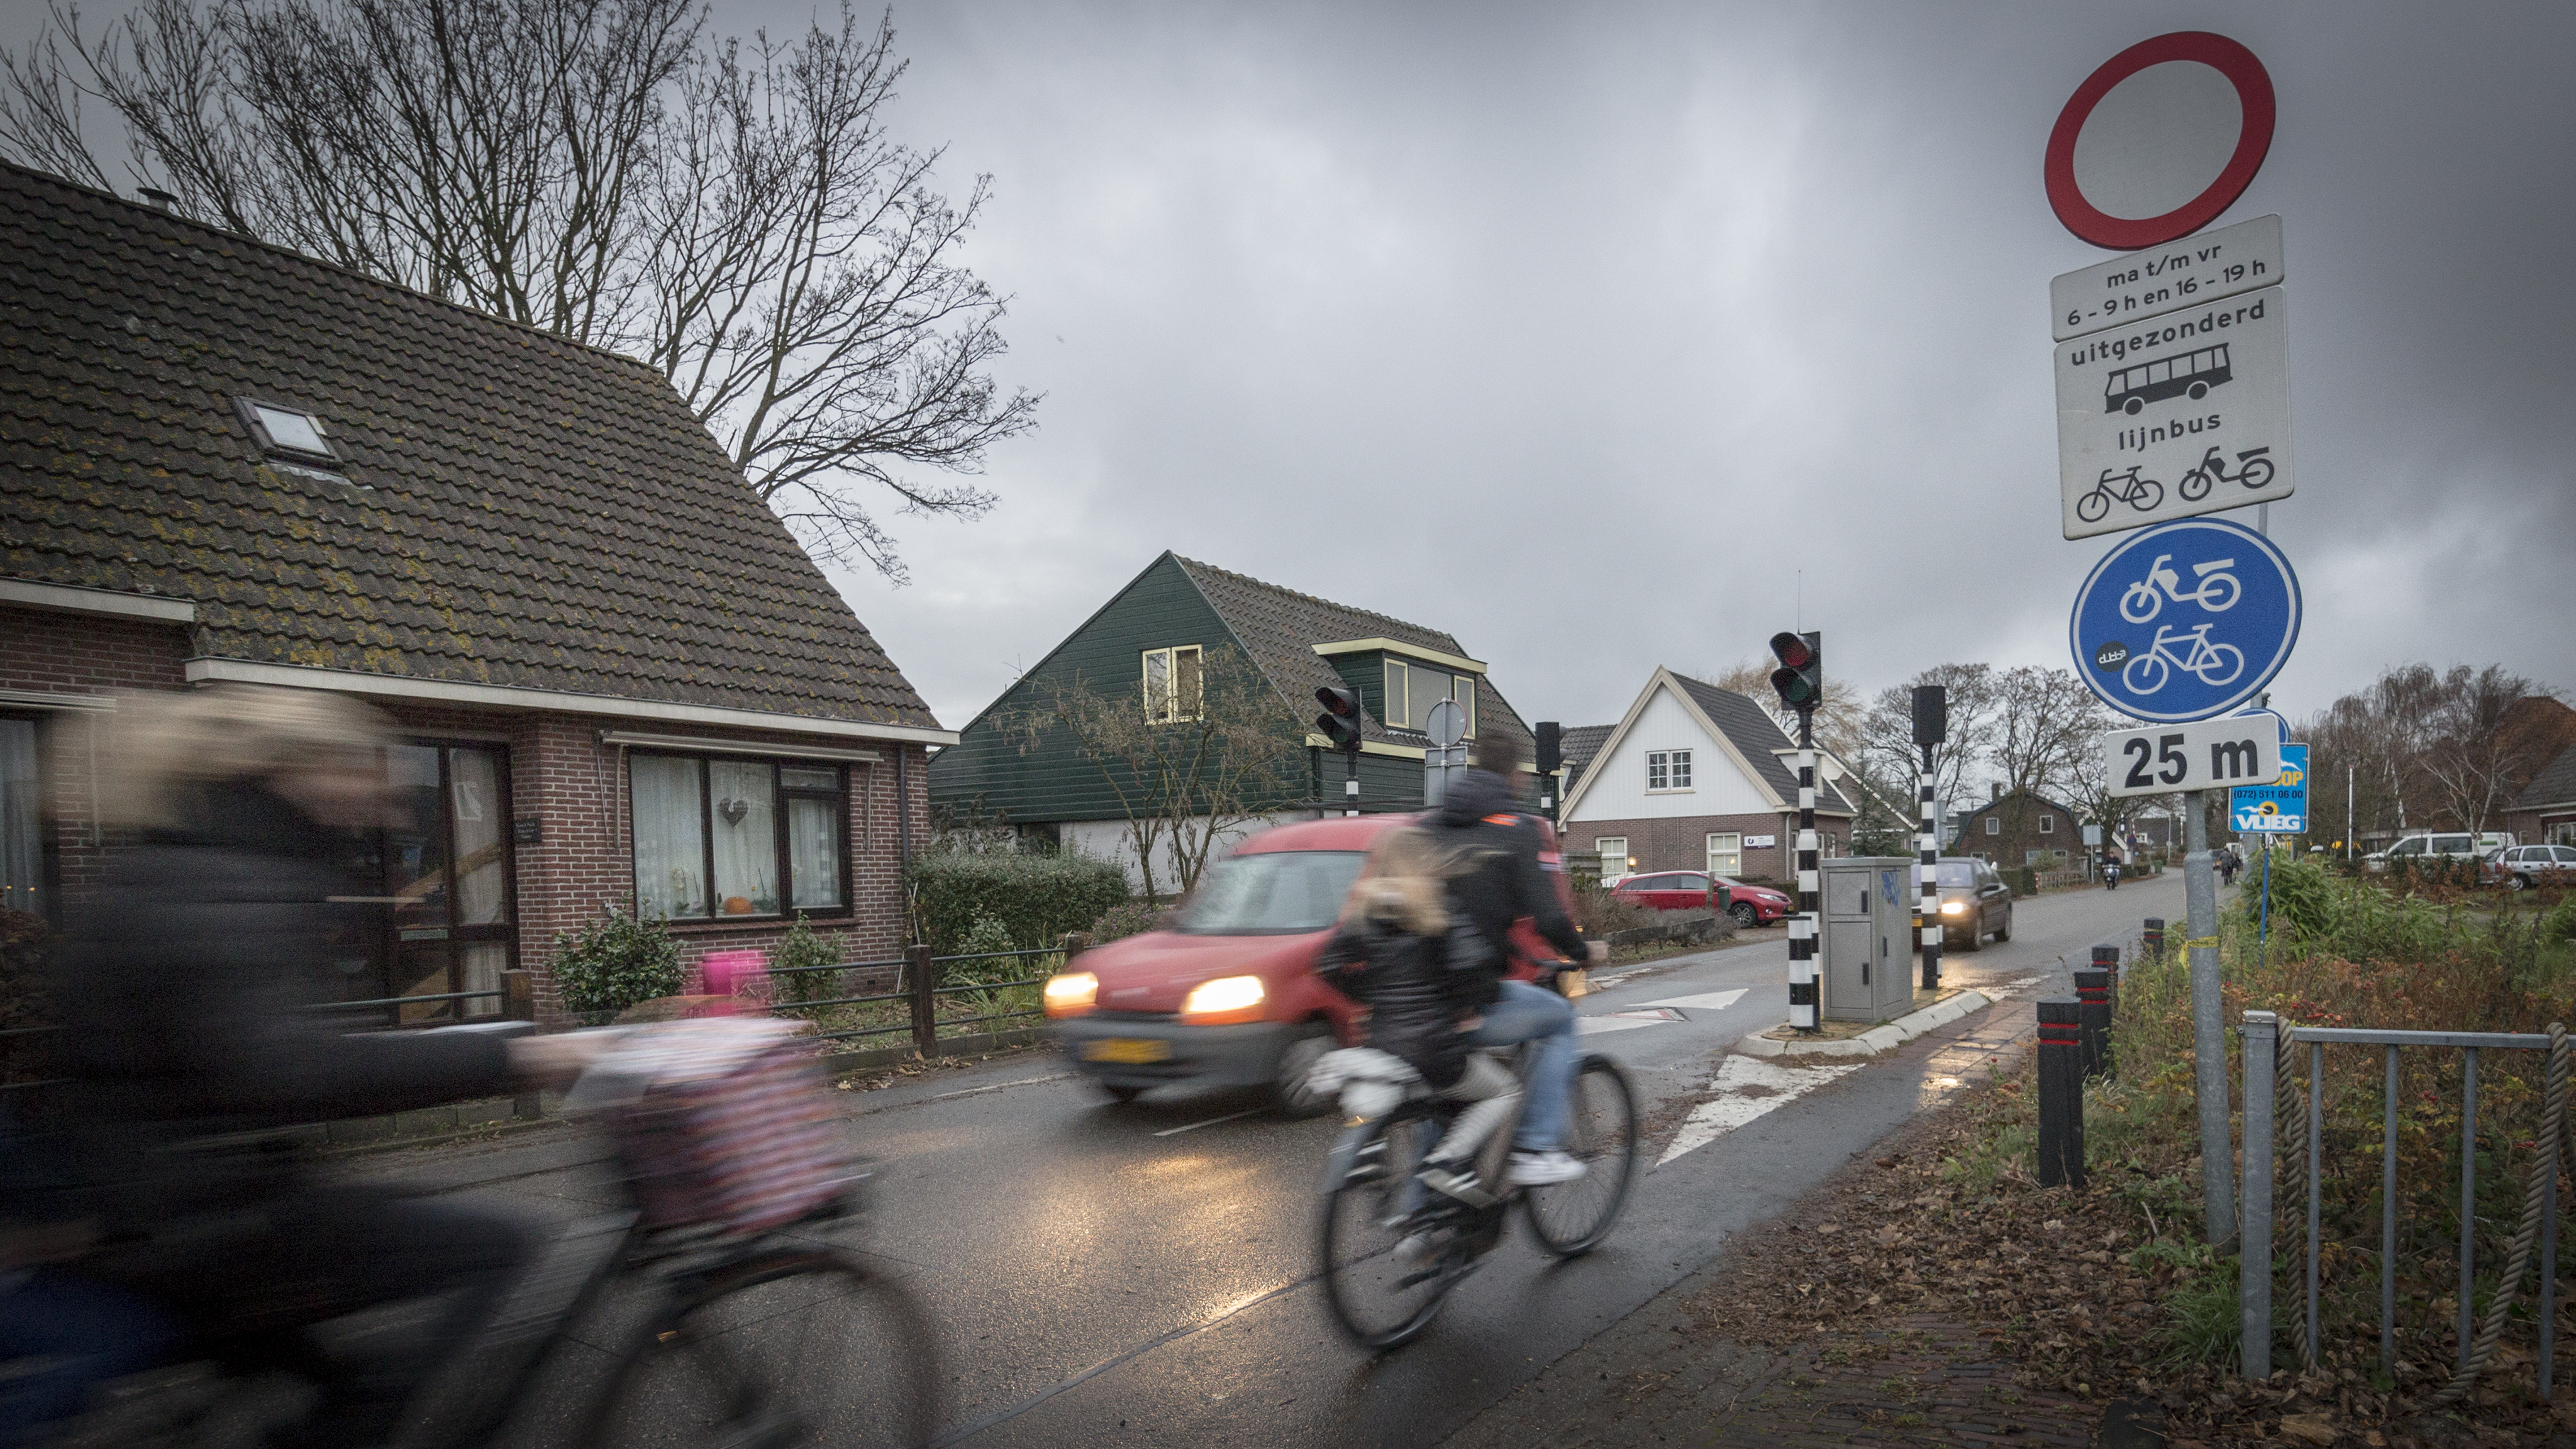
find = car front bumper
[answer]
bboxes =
[1050,1014,1296,1092]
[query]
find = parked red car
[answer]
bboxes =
[1607,870,1790,929]
[1043,813,1582,1114]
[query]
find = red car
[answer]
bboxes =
[1609,870,1791,929]
[1043,813,1580,1114]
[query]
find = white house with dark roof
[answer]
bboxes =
[1558,668,1857,884]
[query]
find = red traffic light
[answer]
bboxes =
[1314,686,1363,754]
[1768,631,1813,670]
[1768,630,1822,713]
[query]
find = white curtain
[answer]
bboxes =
[709,760,777,914]
[0,721,36,918]
[631,755,706,918]
[450,750,507,925]
[789,795,843,909]
[460,942,507,1018]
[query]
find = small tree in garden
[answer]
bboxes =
[769,912,841,1007]
[550,907,684,1014]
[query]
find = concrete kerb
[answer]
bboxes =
[1735,989,1996,1058]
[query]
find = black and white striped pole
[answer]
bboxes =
[1912,685,1947,994]
[1769,631,1824,1033]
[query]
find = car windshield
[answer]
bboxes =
[1936,863,1978,888]
[1175,850,1367,935]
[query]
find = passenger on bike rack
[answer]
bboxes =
[24,687,597,1446]
[1424,727,1604,1187]
[1313,830,1517,1181]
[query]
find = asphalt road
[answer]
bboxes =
[377,872,2185,1448]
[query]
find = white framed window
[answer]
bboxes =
[1453,674,1475,736]
[1985,816,2001,836]
[1706,831,1741,877]
[1595,836,1629,877]
[1384,658,1410,728]
[1142,645,1203,723]
[2038,814,2055,834]
[631,753,848,921]
[1646,749,1693,791]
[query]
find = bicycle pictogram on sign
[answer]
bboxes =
[2070,518,2301,724]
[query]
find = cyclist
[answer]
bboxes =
[28,686,595,1446]
[1422,726,1606,1187]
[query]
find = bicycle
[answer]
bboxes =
[2120,623,2245,696]
[41,1021,942,1449]
[2117,553,2240,624]
[2176,444,2275,500]
[2074,465,2164,524]
[1314,1043,1638,1350]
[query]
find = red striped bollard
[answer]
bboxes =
[2141,918,2164,961]
[2075,968,2112,1080]
[2037,1000,2085,1189]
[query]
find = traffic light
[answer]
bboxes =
[1534,721,1562,777]
[1315,686,1363,755]
[1911,684,1947,748]
[1768,630,1823,714]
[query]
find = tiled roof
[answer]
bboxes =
[1174,556,1530,752]
[1557,724,1614,790]
[2516,743,2576,810]
[0,163,936,728]
[1668,674,1857,814]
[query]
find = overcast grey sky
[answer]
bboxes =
[795,1,2575,733]
[19,2,2573,732]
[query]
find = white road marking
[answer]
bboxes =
[1153,1107,1265,1137]
[923,1072,1078,1104]
[1635,989,1749,1013]
[1576,1016,1663,1036]
[1654,1055,1865,1167]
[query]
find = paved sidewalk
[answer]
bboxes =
[1440,968,2109,1449]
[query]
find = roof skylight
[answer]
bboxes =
[232,397,341,465]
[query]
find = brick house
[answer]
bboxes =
[1557,669,1855,884]
[2506,744,2576,847]
[1950,789,2090,867]
[0,164,955,1018]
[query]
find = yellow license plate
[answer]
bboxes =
[1084,1038,1171,1065]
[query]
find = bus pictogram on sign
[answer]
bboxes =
[2105,343,2231,415]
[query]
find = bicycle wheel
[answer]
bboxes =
[1318,1115,1450,1349]
[1521,1055,1638,1257]
[2118,581,2160,625]
[2239,456,2275,490]
[2129,477,2165,512]
[2075,489,2109,523]
[2123,652,2170,696]
[579,1248,940,1449]
[2196,643,2245,687]
[2178,467,2212,501]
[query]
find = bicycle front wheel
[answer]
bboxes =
[1522,1055,1638,1257]
[2075,489,2109,523]
[579,1248,940,1449]
[1319,1116,1450,1349]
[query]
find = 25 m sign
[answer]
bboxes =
[2099,714,2283,798]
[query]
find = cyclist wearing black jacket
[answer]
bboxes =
[1421,726,1603,1186]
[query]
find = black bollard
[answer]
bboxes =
[2141,918,2164,961]
[2075,968,2112,1079]
[2037,1000,2086,1189]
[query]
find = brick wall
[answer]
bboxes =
[1565,810,1853,883]
[2,604,928,1020]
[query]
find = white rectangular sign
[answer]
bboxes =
[2099,713,2283,798]
[2051,214,2285,341]
[2057,284,2294,540]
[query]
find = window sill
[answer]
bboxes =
[662,913,855,933]
[1643,788,1696,796]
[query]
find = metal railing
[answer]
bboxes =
[2241,1011,2566,1402]
[760,940,1076,1056]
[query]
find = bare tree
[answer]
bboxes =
[1854,663,2002,831]
[1008,647,1306,906]
[1988,665,2106,810]
[1,0,1036,582]
[2299,663,2562,844]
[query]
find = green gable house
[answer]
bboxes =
[928,553,1536,891]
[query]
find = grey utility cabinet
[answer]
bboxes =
[1820,856,1914,1023]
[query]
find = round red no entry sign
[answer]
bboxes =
[2045,31,2275,251]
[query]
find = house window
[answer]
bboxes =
[360,741,518,1023]
[1594,836,1629,878]
[1384,658,1410,728]
[1707,831,1741,877]
[2038,814,2055,834]
[233,397,341,464]
[1984,816,2001,836]
[631,754,847,920]
[1453,674,1475,736]
[1647,750,1692,791]
[1142,646,1203,723]
[0,717,42,919]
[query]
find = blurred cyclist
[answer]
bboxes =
[23,686,592,1445]
[1421,725,1606,1186]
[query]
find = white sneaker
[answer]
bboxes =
[1507,1150,1587,1186]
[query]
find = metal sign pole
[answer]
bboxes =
[1918,740,1942,992]
[1787,709,1821,1032]
[2186,788,2236,1245]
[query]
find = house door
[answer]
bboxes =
[374,743,516,1023]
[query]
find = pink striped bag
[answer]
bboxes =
[595,1016,854,1234]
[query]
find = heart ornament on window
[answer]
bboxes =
[718,798,749,826]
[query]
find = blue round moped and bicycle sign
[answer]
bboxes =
[2070,517,2300,722]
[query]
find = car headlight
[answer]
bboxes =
[1180,974,1267,1024]
[1043,971,1098,1018]
[1940,901,1968,916]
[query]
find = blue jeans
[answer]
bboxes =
[0,1268,180,1445]
[1467,979,1577,1151]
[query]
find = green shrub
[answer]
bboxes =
[2544,894,2576,948]
[908,852,1130,955]
[958,911,1016,957]
[550,907,684,1014]
[2229,850,2337,939]
[1090,899,1174,944]
[769,913,841,1006]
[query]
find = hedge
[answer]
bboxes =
[908,852,1131,955]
